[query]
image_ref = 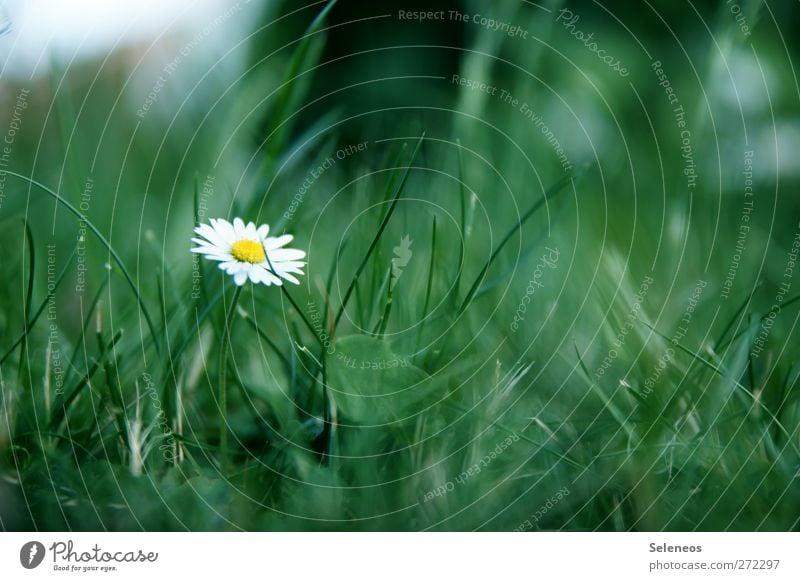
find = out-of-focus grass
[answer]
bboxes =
[0,0,799,531]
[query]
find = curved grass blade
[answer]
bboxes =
[260,0,338,173]
[166,282,230,369]
[376,142,411,223]
[23,221,35,322]
[218,286,243,474]
[1,170,162,354]
[443,400,586,471]
[454,139,468,302]
[321,238,345,339]
[718,293,800,352]
[472,199,570,302]
[773,361,799,446]
[714,281,763,349]
[641,320,800,456]
[457,170,577,316]
[65,279,107,386]
[574,342,636,443]
[372,266,394,336]
[49,329,123,429]
[0,248,76,366]
[413,216,437,363]
[192,174,209,306]
[17,222,37,385]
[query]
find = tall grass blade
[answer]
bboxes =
[457,170,577,315]
[1,170,162,355]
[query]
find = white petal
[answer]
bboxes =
[245,222,258,239]
[214,218,237,244]
[192,249,231,262]
[190,243,215,253]
[277,271,300,285]
[208,218,228,232]
[190,236,216,247]
[194,223,218,238]
[191,238,225,253]
[233,269,248,286]
[219,260,245,274]
[193,224,214,240]
[193,225,228,250]
[271,261,305,273]
[257,224,270,239]
[233,217,246,234]
[252,266,278,285]
[248,268,265,284]
[264,270,282,285]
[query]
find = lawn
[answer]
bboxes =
[0,0,798,531]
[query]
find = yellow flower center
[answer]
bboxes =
[231,239,266,264]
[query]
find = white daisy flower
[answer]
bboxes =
[191,217,306,286]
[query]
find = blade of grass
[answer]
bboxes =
[376,142,410,223]
[0,248,76,366]
[641,320,800,456]
[103,359,130,456]
[457,170,577,315]
[321,238,344,338]
[192,174,209,306]
[260,0,338,175]
[574,342,636,443]
[65,279,107,385]
[16,222,36,388]
[442,400,586,471]
[454,140,467,302]
[413,216,437,363]
[714,281,763,349]
[49,329,123,430]
[23,221,35,322]
[50,62,83,202]
[772,361,798,446]
[1,170,161,355]
[166,282,231,371]
[280,285,320,347]
[218,285,243,474]
[372,267,394,336]
[718,293,800,352]
[471,199,570,303]
[334,133,425,329]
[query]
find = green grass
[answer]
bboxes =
[1,0,799,531]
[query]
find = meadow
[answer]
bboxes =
[0,0,799,531]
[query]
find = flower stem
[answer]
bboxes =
[263,254,322,348]
[218,285,242,474]
[279,285,319,342]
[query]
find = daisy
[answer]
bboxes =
[191,217,306,286]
